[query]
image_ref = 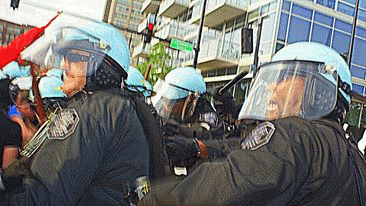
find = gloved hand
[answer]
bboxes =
[164,136,198,166]
[213,86,237,116]
[8,104,23,119]
[1,156,31,191]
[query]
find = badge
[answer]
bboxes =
[241,121,275,150]
[48,108,79,140]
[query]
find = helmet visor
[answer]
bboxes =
[152,79,194,122]
[238,60,338,121]
[21,16,111,77]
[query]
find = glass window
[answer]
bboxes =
[342,0,356,4]
[359,9,366,22]
[316,0,335,9]
[278,13,289,41]
[282,1,291,11]
[311,23,332,46]
[335,19,352,33]
[361,0,366,9]
[332,31,351,54]
[356,26,366,39]
[351,65,366,79]
[352,83,364,95]
[287,16,311,44]
[261,14,275,42]
[353,38,366,67]
[314,12,333,26]
[292,4,313,19]
[337,2,355,16]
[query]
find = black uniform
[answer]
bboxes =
[6,89,150,205]
[139,116,366,206]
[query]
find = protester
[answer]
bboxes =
[139,42,366,205]
[0,16,151,205]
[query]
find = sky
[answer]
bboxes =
[0,0,107,27]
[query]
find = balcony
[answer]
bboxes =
[154,20,191,39]
[181,38,240,71]
[141,0,161,14]
[191,0,248,28]
[158,0,189,19]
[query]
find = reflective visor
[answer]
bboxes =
[238,60,338,121]
[151,79,194,122]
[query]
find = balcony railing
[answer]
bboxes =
[158,0,189,19]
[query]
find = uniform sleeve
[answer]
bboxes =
[139,119,314,206]
[7,94,149,205]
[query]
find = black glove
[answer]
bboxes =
[213,86,236,115]
[0,156,31,191]
[164,136,198,166]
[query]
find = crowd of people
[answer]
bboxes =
[0,12,365,206]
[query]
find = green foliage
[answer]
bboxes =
[136,42,174,86]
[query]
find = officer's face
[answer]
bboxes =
[266,77,306,120]
[60,50,88,97]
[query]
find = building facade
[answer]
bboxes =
[0,19,32,46]
[103,0,146,65]
[140,0,366,127]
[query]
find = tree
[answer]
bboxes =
[136,42,174,86]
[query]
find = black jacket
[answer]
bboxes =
[139,116,366,206]
[8,89,150,205]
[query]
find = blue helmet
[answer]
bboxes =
[239,42,352,121]
[125,66,152,97]
[152,67,206,121]
[2,61,30,79]
[29,75,67,111]
[22,15,130,92]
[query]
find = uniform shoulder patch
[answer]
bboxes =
[48,108,79,140]
[241,121,275,150]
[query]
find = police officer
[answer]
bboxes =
[0,16,150,205]
[138,42,366,205]
[152,67,236,172]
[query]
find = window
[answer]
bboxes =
[292,3,313,19]
[316,0,335,9]
[358,9,366,22]
[342,0,356,5]
[332,31,350,54]
[314,12,333,26]
[337,2,355,16]
[356,26,366,39]
[353,38,366,67]
[311,23,332,46]
[353,83,364,95]
[277,13,288,41]
[287,16,311,43]
[282,1,291,11]
[351,65,366,79]
[335,19,352,33]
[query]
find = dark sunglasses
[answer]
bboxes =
[65,52,90,63]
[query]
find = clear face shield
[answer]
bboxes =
[21,16,111,89]
[238,60,338,121]
[152,80,201,123]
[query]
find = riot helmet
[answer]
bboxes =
[238,42,352,121]
[29,75,67,112]
[152,67,206,122]
[21,15,130,97]
[125,66,153,98]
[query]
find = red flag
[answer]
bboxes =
[0,12,62,69]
